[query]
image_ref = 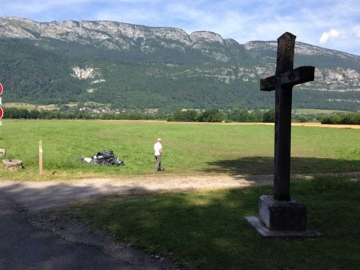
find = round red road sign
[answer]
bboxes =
[0,107,3,119]
[0,83,3,95]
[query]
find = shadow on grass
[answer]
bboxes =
[202,156,360,175]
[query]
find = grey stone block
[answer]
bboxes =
[259,195,307,231]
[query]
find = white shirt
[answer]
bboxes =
[154,142,162,156]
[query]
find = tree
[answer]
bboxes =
[262,108,275,123]
[198,108,224,122]
[228,109,263,122]
[169,110,199,122]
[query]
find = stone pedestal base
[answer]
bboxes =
[245,195,321,238]
[259,195,306,231]
[2,159,23,171]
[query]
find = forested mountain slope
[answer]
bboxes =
[0,17,359,111]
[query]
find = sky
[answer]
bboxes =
[1,0,360,56]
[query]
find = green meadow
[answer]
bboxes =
[1,119,360,180]
[1,120,360,269]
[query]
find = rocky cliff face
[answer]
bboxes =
[0,17,223,51]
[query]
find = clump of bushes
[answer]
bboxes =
[321,112,360,125]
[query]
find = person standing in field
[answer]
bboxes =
[154,138,164,172]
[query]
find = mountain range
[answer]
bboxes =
[0,16,359,112]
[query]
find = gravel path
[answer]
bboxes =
[0,174,275,212]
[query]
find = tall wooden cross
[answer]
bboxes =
[260,32,315,201]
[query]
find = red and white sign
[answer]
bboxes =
[0,83,3,122]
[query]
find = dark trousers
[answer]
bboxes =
[154,155,162,171]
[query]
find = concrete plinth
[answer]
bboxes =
[259,195,306,231]
[245,195,321,238]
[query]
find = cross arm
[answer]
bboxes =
[260,66,315,91]
[260,76,276,91]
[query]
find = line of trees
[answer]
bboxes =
[4,107,276,122]
[168,108,275,123]
[3,107,161,120]
[4,106,360,125]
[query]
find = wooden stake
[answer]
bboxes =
[39,140,43,175]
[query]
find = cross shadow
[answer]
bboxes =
[201,156,360,176]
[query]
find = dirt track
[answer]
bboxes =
[0,174,275,213]
[2,171,359,213]
[291,123,360,129]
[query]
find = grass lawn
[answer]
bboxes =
[1,120,360,180]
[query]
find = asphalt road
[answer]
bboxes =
[0,180,188,270]
[0,192,144,270]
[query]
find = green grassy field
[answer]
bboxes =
[1,120,360,269]
[3,102,109,109]
[0,120,360,180]
[292,108,349,114]
[3,102,59,110]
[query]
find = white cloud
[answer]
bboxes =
[353,25,360,37]
[319,29,342,44]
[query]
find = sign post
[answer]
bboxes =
[0,83,3,126]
